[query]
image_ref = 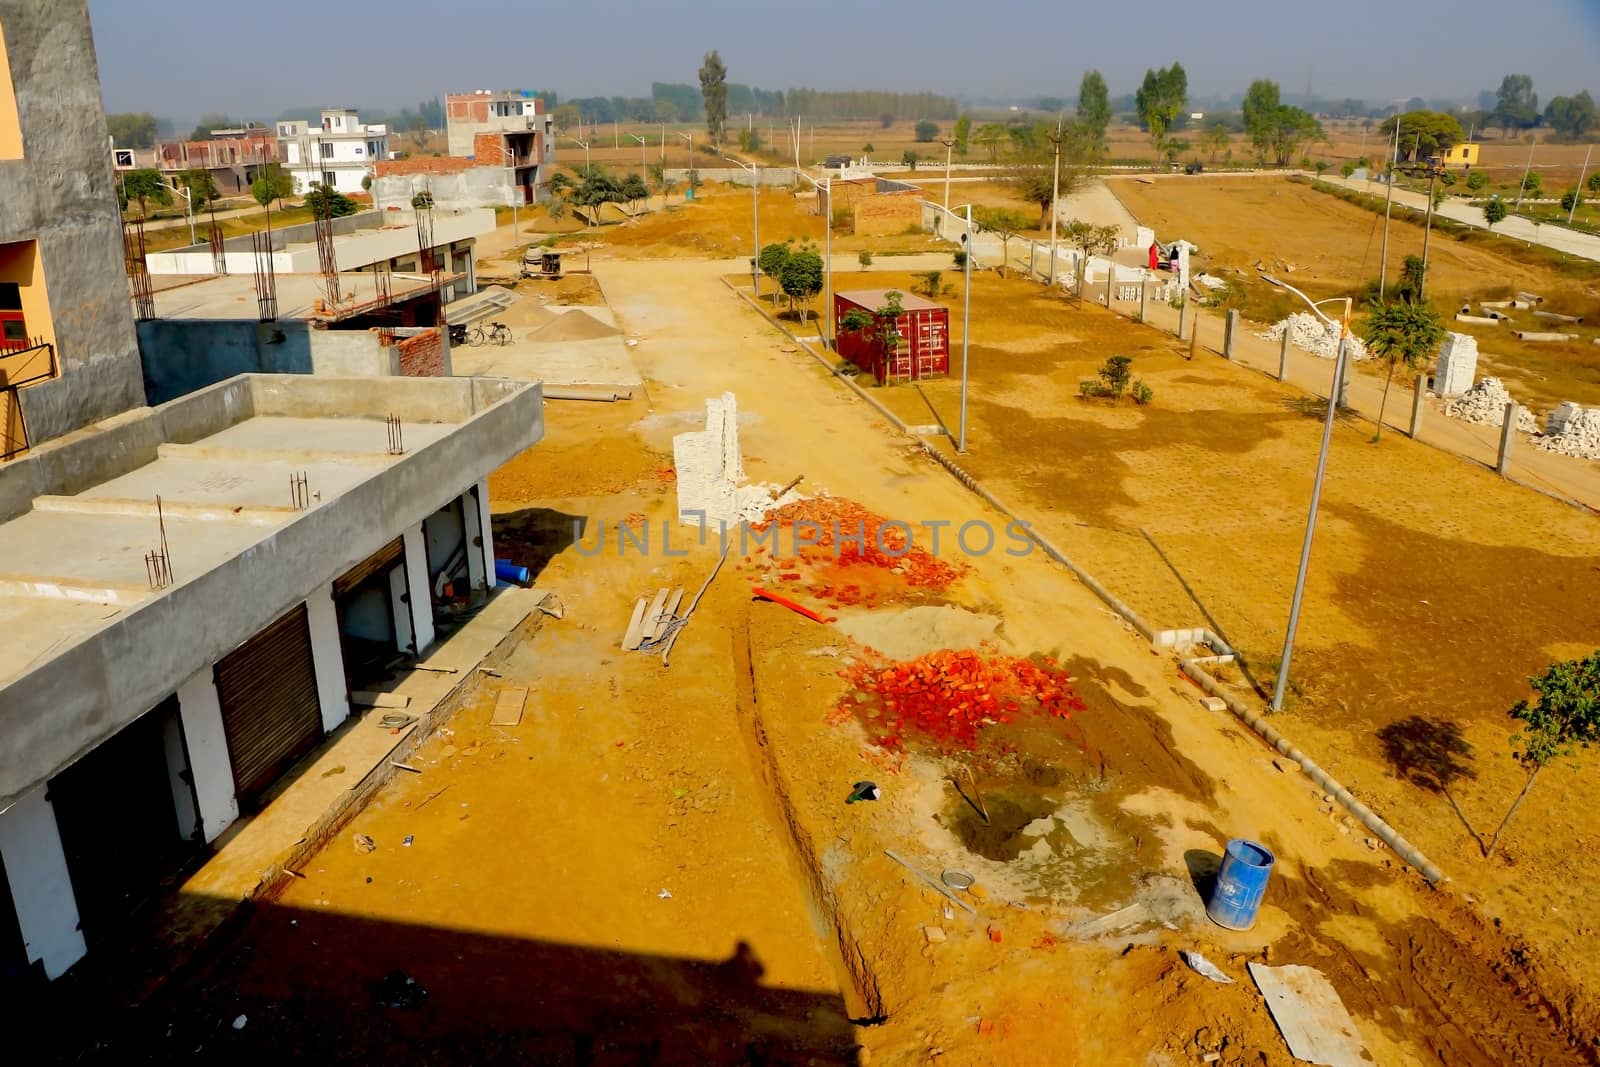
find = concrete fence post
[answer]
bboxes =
[1278,330,1291,381]
[1409,374,1426,438]
[1497,402,1518,476]
[1139,279,1149,323]
[1178,299,1189,340]
[1029,241,1037,280]
[1189,319,1200,360]
[1105,265,1115,308]
[1223,309,1240,359]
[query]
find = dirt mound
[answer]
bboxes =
[525,310,620,343]
[496,299,555,329]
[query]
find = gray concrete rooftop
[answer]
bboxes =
[0,372,545,808]
[150,271,445,321]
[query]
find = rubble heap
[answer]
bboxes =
[1533,406,1600,459]
[1443,377,1539,432]
[1260,312,1370,361]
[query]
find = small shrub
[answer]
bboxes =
[952,249,968,269]
[1098,354,1133,398]
[858,250,873,268]
[1131,381,1155,405]
[1079,379,1107,398]
[1339,161,1356,178]
[831,206,853,231]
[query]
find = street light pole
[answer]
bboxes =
[570,137,590,172]
[800,169,834,348]
[676,132,694,197]
[164,179,196,246]
[1377,124,1399,300]
[1571,144,1593,225]
[1047,121,1063,286]
[960,202,973,453]
[1261,274,1351,712]
[939,138,954,214]
[726,156,760,295]
[631,134,647,175]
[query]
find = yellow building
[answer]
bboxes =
[1441,142,1481,169]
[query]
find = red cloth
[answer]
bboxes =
[1148,242,1160,270]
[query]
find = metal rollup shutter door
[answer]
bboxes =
[333,537,405,598]
[215,604,323,807]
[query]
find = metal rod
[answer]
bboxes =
[1377,124,1399,300]
[1514,134,1537,208]
[1571,144,1593,225]
[959,203,972,453]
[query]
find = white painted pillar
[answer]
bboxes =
[0,785,86,979]
[388,564,415,654]
[160,704,200,842]
[462,486,487,593]
[474,479,496,587]
[176,669,239,843]
[305,582,350,732]
[402,522,437,652]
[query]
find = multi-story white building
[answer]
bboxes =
[277,108,388,196]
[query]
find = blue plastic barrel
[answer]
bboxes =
[495,560,530,585]
[1206,839,1275,930]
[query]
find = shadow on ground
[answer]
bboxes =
[44,898,859,1066]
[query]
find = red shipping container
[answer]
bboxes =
[832,289,950,385]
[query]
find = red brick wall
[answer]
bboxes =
[472,132,511,164]
[374,156,475,177]
[397,327,445,377]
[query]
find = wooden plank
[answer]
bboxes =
[1248,963,1368,1067]
[490,687,528,727]
[652,587,685,642]
[351,691,410,709]
[621,597,649,651]
[639,587,669,643]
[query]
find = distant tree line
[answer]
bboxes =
[553,82,956,127]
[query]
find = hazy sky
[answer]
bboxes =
[89,0,1599,121]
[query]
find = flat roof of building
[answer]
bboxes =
[148,271,454,322]
[834,288,945,311]
[0,373,544,807]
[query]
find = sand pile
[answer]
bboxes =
[525,310,620,343]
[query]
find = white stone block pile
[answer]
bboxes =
[1442,377,1539,432]
[674,392,806,527]
[1260,312,1370,361]
[1533,405,1600,459]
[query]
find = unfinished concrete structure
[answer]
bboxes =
[0,0,146,455]
[444,90,555,202]
[0,373,543,985]
[277,109,388,195]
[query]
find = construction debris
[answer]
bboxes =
[1250,963,1369,1066]
[1181,950,1234,984]
[490,687,527,726]
[1532,310,1583,325]
[1533,404,1600,459]
[884,849,977,915]
[1516,290,1544,305]
[1512,331,1578,342]
[1443,377,1538,432]
[1260,313,1370,362]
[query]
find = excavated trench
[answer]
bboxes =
[730,618,887,1026]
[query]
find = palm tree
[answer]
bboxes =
[1360,300,1445,440]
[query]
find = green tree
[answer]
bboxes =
[758,240,791,291]
[188,113,238,140]
[737,128,763,153]
[1360,300,1444,440]
[974,123,1008,163]
[1076,70,1111,157]
[621,172,649,212]
[1487,651,1600,857]
[1010,141,1082,229]
[1522,171,1544,200]
[1200,123,1230,161]
[1590,171,1600,196]
[914,120,939,143]
[1379,111,1466,161]
[1135,62,1188,157]
[912,270,942,298]
[1038,96,1064,114]
[972,206,1031,276]
[107,112,157,148]
[121,168,170,216]
[779,246,824,322]
[1493,73,1539,133]
[698,50,728,149]
[1561,188,1583,213]
[879,112,895,129]
[574,169,624,223]
[952,114,972,156]
[1466,169,1489,193]
[1242,79,1325,166]
[902,150,919,170]
[1544,91,1597,140]
[1483,198,1508,228]
[176,167,219,210]
[305,184,358,218]
[250,163,294,211]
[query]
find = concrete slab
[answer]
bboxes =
[200,415,458,452]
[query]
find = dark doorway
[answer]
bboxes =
[48,698,195,951]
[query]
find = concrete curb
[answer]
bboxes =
[1179,657,1447,886]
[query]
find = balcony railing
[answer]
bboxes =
[0,338,55,390]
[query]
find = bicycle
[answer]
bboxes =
[469,321,512,346]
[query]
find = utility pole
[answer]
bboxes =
[1047,121,1063,286]
[822,172,831,348]
[1572,144,1594,225]
[959,203,972,453]
[1420,157,1441,300]
[1514,134,1538,208]
[1377,124,1400,300]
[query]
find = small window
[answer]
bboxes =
[0,281,20,310]
[320,141,334,159]
[322,170,336,188]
